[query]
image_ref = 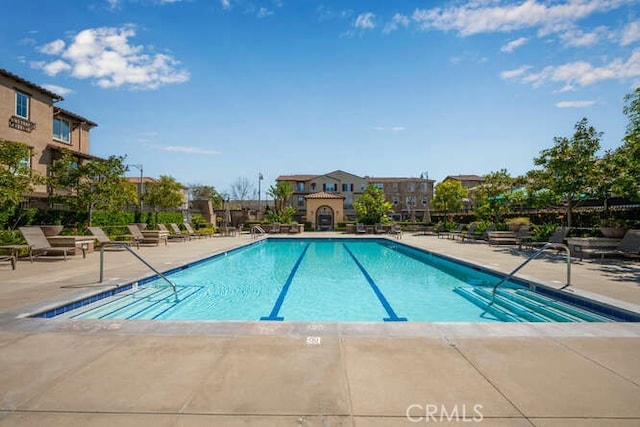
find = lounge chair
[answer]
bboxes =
[183,223,207,238]
[387,224,402,239]
[126,225,167,246]
[168,223,192,241]
[457,223,478,241]
[528,227,569,249]
[356,223,367,234]
[450,223,472,240]
[576,229,640,261]
[88,226,138,249]
[269,223,281,234]
[158,223,188,242]
[288,223,300,234]
[438,224,462,239]
[0,255,16,270]
[19,226,76,261]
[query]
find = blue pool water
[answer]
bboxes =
[45,238,625,322]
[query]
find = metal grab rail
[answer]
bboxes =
[489,242,571,305]
[99,243,178,300]
[251,225,266,240]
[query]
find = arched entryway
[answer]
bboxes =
[316,205,334,231]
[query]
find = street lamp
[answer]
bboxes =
[258,172,263,221]
[128,164,143,211]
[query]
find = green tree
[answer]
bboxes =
[433,180,468,218]
[608,88,640,200]
[189,184,223,208]
[266,182,294,223]
[50,152,135,226]
[530,117,602,228]
[0,140,44,227]
[474,169,517,222]
[353,185,393,225]
[143,175,185,224]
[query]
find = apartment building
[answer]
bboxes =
[0,68,98,206]
[276,169,434,228]
[443,174,485,210]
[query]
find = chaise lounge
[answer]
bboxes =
[19,226,77,261]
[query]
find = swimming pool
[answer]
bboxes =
[38,238,628,322]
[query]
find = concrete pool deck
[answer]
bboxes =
[1,232,639,426]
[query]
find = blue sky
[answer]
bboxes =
[1,0,639,198]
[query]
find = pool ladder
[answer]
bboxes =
[489,242,571,306]
[98,243,178,300]
[251,224,267,240]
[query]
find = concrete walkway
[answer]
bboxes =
[1,232,639,426]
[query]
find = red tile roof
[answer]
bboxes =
[304,191,345,199]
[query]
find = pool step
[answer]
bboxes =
[70,285,195,320]
[453,287,522,322]
[121,286,202,320]
[455,286,613,323]
[513,289,612,322]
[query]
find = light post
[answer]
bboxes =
[422,171,431,224]
[128,164,144,211]
[258,172,263,221]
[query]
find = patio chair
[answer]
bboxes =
[19,226,76,261]
[387,224,402,239]
[88,226,139,249]
[458,223,478,241]
[0,255,16,270]
[183,223,206,238]
[577,229,640,261]
[529,227,569,249]
[438,224,462,239]
[374,223,386,234]
[449,223,472,240]
[356,223,367,234]
[168,223,192,241]
[126,225,167,246]
[269,223,281,234]
[288,223,300,234]
[158,223,188,242]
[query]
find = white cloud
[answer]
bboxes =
[257,7,274,18]
[383,13,410,34]
[41,84,73,96]
[317,6,353,22]
[555,100,596,108]
[221,0,231,10]
[501,48,640,88]
[162,145,220,155]
[34,26,189,90]
[411,0,633,37]
[559,27,606,47]
[38,39,65,55]
[620,21,640,45]
[500,65,532,80]
[354,12,376,30]
[501,37,528,53]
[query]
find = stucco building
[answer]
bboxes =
[276,170,434,230]
[0,68,98,207]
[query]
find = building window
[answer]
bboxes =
[393,197,399,206]
[311,183,316,191]
[53,118,71,143]
[406,196,416,206]
[422,197,428,206]
[344,197,353,210]
[392,183,398,191]
[16,92,29,118]
[373,182,383,190]
[297,182,305,192]
[421,182,428,192]
[326,183,335,191]
[297,196,304,207]
[407,183,415,192]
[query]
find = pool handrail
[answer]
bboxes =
[251,225,267,240]
[99,243,178,300]
[489,242,571,306]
